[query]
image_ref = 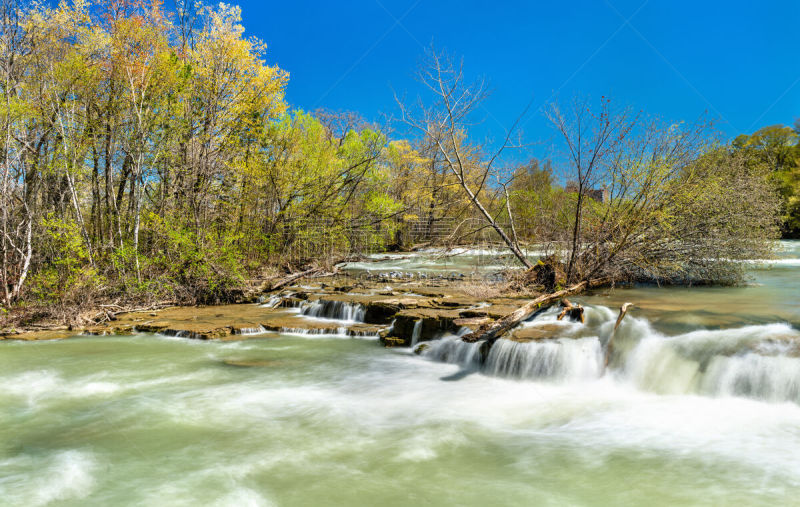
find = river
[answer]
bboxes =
[2,242,799,506]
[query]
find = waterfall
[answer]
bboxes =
[622,322,800,401]
[276,326,378,339]
[422,335,602,381]
[261,292,299,309]
[278,326,348,336]
[233,326,268,336]
[300,300,365,322]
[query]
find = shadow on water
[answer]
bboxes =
[440,368,478,381]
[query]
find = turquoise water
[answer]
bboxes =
[2,242,799,506]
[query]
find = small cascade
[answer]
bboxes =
[700,353,800,403]
[275,326,379,339]
[279,326,349,337]
[423,335,603,381]
[484,337,604,381]
[261,295,282,308]
[300,300,365,322]
[261,292,303,309]
[410,320,423,347]
[233,326,268,336]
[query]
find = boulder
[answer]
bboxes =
[364,301,402,324]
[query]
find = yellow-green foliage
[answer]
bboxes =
[29,215,104,305]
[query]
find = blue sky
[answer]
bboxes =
[246,0,799,156]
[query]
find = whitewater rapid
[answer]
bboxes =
[422,304,800,405]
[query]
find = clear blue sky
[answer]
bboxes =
[245,0,799,155]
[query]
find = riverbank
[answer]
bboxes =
[0,273,542,345]
[5,240,799,342]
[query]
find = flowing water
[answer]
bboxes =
[2,242,800,506]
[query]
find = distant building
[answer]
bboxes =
[564,181,609,203]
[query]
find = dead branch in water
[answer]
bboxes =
[605,302,634,367]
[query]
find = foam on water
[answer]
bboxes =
[212,488,274,507]
[5,327,800,504]
[0,450,97,506]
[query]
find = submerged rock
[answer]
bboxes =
[413,343,430,354]
[222,359,284,367]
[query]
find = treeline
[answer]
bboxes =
[0,0,791,320]
[732,123,800,238]
[0,1,490,314]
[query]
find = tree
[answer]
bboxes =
[0,0,32,305]
[508,158,558,241]
[548,98,780,284]
[733,124,800,237]
[546,97,636,282]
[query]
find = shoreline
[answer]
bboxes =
[0,275,544,344]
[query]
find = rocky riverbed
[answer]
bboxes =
[0,276,557,346]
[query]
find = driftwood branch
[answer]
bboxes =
[557,298,585,323]
[605,302,634,367]
[461,282,588,343]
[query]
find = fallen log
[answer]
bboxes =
[461,281,588,343]
[91,301,177,324]
[268,267,327,292]
[266,256,358,292]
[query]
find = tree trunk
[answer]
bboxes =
[10,209,32,301]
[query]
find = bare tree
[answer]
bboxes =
[548,97,779,285]
[395,47,532,268]
[546,97,635,282]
